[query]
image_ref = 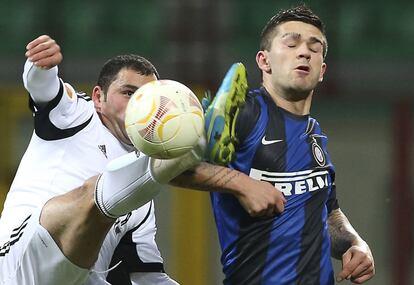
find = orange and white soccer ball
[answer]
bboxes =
[125,80,204,159]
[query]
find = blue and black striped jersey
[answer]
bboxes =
[211,87,339,285]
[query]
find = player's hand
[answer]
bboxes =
[337,243,375,283]
[236,180,286,217]
[25,35,63,69]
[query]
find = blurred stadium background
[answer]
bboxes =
[0,0,413,284]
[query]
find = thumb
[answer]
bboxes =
[337,250,352,282]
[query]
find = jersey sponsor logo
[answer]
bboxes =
[249,168,330,196]
[261,136,283,145]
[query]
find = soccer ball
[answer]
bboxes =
[125,79,204,159]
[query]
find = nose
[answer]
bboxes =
[297,43,311,61]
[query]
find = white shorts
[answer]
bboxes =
[88,201,179,285]
[0,207,89,285]
[0,202,178,285]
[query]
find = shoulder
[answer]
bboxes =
[236,88,267,143]
[306,116,329,138]
[242,88,264,113]
[33,81,95,141]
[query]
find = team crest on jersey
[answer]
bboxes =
[311,141,326,167]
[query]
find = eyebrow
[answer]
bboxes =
[281,32,324,46]
[281,32,301,40]
[120,84,139,90]
[308,37,324,46]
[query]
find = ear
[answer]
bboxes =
[92,86,104,113]
[256,51,271,73]
[318,62,327,82]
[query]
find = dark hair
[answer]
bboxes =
[97,54,160,94]
[260,4,328,58]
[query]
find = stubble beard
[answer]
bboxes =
[283,85,312,102]
[283,77,319,101]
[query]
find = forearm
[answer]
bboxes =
[172,161,287,217]
[23,59,60,105]
[328,208,367,259]
[171,162,245,195]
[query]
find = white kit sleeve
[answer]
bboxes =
[22,60,60,106]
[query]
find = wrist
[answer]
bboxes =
[352,237,368,249]
[221,169,248,196]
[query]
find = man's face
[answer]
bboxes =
[261,21,326,99]
[93,68,157,146]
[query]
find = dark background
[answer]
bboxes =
[0,1,413,284]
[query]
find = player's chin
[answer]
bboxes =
[286,86,312,101]
[295,75,319,86]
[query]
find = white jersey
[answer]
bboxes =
[0,81,119,239]
[0,75,173,284]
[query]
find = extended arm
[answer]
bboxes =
[328,208,375,283]
[172,162,286,217]
[23,35,63,106]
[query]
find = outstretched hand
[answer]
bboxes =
[25,35,63,69]
[337,243,375,283]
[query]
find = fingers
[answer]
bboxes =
[278,191,287,208]
[26,35,51,50]
[350,264,375,284]
[350,258,374,279]
[337,246,375,283]
[25,35,62,68]
[337,250,355,282]
[254,192,286,218]
[238,180,287,218]
[342,262,374,283]
[245,199,279,218]
[259,205,275,218]
[348,255,375,284]
[262,189,286,217]
[247,203,273,218]
[351,268,375,284]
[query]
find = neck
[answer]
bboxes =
[99,113,134,151]
[262,82,313,115]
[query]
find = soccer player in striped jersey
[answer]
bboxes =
[203,5,375,285]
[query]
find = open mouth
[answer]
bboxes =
[295,65,310,72]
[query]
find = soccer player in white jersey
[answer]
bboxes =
[0,35,189,285]
[0,35,285,285]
